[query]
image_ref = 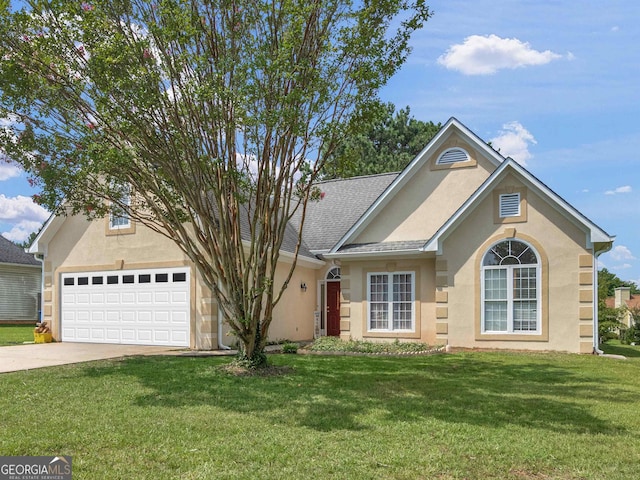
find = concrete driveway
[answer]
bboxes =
[0,343,181,373]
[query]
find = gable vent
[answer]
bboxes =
[500,193,521,217]
[436,147,470,165]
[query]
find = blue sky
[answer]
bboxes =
[1,0,639,286]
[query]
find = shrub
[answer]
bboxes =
[621,324,640,345]
[282,342,298,354]
[307,336,437,354]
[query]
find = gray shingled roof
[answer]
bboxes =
[291,173,398,252]
[231,202,315,259]
[0,235,40,266]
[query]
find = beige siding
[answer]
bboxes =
[0,265,41,321]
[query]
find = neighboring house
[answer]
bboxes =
[605,287,640,328]
[28,118,614,353]
[0,235,41,323]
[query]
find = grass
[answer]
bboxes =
[1,349,639,479]
[0,324,34,346]
[600,339,640,357]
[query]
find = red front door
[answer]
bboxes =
[326,281,341,336]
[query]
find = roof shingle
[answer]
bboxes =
[0,236,40,266]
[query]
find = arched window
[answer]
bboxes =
[481,239,540,333]
[326,267,341,280]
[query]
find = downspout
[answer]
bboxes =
[592,246,609,355]
[217,280,231,350]
[35,253,45,323]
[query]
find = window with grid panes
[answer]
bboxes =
[367,272,414,331]
[481,240,540,333]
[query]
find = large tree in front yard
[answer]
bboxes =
[0,0,431,366]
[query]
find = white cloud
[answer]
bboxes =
[1,220,43,243]
[607,245,636,262]
[0,162,21,181]
[605,185,632,195]
[437,34,563,75]
[0,194,49,224]
[490,121,536,166]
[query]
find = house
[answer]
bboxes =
[28,118,614,353]
[0,235,41,323]
[605,287,640,328]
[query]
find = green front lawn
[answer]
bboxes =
[0,324,34,346]
[1,351,639,479]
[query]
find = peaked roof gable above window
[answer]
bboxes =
[422,158,615,255]
[329,117,505,254]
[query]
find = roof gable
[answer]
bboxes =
[330,117,505,253]
[422,158,614,254]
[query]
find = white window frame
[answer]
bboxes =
[367,271,415,332]
[481,240,541,335]
[109,184,131,230]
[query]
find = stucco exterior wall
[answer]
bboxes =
[337,173,596,354]
[437,176,594,353]
[354,133,496,244]
[43,215,320,349]
[265,260,317,342]
[337,257,438,345]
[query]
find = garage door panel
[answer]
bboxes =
[121,292,136,304]
[106,329,121,342]
[171,312,188,325]
[137,291,153,304]
[61,267,190,347]
[75,327,90,340]
[76,293,90,304]
[171,291,188,303]
[121,329,136,342]
[90,329,105,340]
[91,293,105,304]
[106,293,120,304]
[154,291,170,304]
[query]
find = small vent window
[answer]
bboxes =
[436,148,469,165]
[500,193,521,217]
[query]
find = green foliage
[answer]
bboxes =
[0,0,431,366]
[621,324,640,345]
[308,336,436,354]
[598,304,624,342]
[281,342,298,354]
[598,268,640,299]
[321,102,441,179]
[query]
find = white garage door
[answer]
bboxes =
[60,267,190,347]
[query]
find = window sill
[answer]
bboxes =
[476,332,547,342]
[364,330,420,339]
